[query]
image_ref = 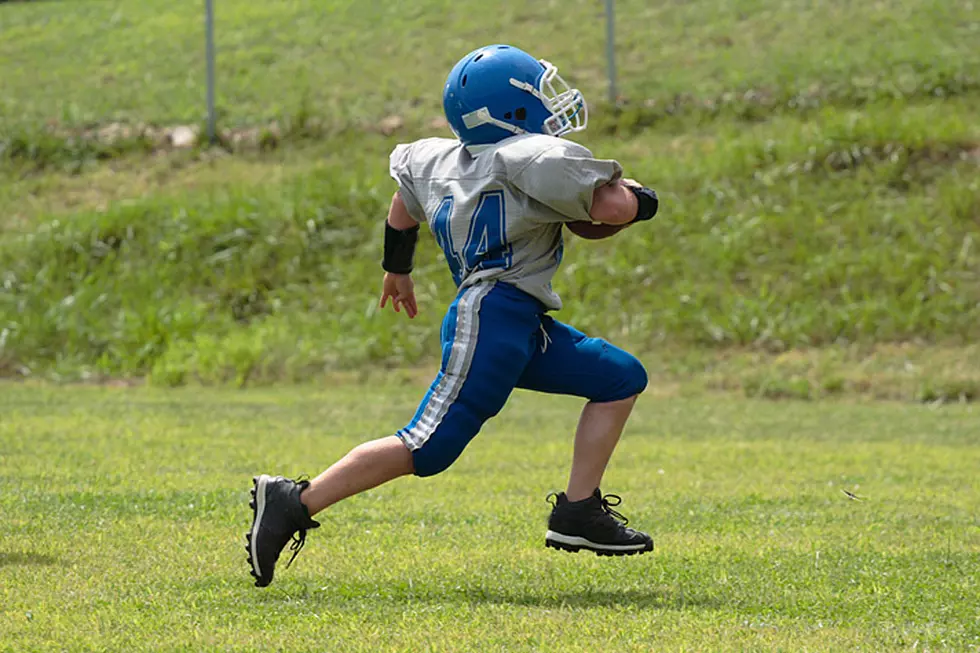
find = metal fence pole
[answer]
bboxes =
[205,0,216,143]
[604,0,617,105]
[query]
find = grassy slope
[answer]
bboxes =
[2,103,977,386]
[1,382,978,651]
[1,0,979,386]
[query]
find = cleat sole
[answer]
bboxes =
[545,532,653,557]
[545,540,580,553]
[246,476,269,585]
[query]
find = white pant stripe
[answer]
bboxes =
[410,282,490,438]
[402,283,493,450]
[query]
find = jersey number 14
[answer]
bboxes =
[431,190,513,286]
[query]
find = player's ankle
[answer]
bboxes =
[564,488,598,503]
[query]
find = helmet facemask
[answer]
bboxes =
[510,60,588,137]
[536,60,588,136]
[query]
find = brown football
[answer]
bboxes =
[565,221,629,240]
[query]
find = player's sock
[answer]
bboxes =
[245,474,320,587]
[545,488,653,556]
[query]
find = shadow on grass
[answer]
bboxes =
[0,552,60,567]
[254,579,721,611]
[454,585,721,610]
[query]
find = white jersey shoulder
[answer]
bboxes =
[492,133,594,171]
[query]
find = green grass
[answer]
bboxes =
[2,3,978,650]
[1,381,978,651]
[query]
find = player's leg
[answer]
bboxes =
[299,436,414,514]
[397,281,541,478]
[246,437,411,588]
[246,282,540,586]
[565,395,639,501]
[518,316,648,497]
[516,316,652,556]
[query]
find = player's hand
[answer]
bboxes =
[379,272,418,319]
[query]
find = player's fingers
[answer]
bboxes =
[405,297,418,319]
[379,293,388,309]
[396,294,414,318]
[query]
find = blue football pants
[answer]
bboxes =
[397,281,648,477]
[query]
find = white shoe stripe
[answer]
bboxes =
[545,530,649,551]
[250,475,270,578]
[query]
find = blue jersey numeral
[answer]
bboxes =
[431,196,464,283]
[431,190,513,286]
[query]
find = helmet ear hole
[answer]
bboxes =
[503,112,512,119]
[515,107,527,121]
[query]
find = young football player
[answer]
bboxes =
[246,44,660,587]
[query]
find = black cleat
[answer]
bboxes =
[545,488,653,556]
[246,474,320,587]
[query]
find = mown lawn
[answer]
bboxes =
[1,381,977,651]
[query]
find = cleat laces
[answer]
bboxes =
[284,528,309,569]
[599,493,629,526]
[284,477,314,570]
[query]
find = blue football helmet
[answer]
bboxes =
[443,44,588,146]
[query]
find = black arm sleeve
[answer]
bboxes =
[382,222,420,274]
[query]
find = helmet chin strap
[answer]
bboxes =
[461,107,527,135]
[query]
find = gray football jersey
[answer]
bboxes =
[389,134,622,310]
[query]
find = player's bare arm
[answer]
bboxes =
[589,180,638,225]
[568,178,660,239]
[379,191,419,319]
[566,180,639,240]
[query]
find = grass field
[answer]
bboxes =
[1,4,979,648]
[1,381,978,651]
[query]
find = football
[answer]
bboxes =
[565,220,629,240]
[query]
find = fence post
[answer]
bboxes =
[604,0,617,105]
[205,0,217,144]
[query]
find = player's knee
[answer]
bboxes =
[401,412,485,478]
[589,347,648,402]
[621,353,648,397]
[605,350,647,400]
[410,440,467,477]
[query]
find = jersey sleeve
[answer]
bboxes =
[509,140,623,222]
[388,143,427,223]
